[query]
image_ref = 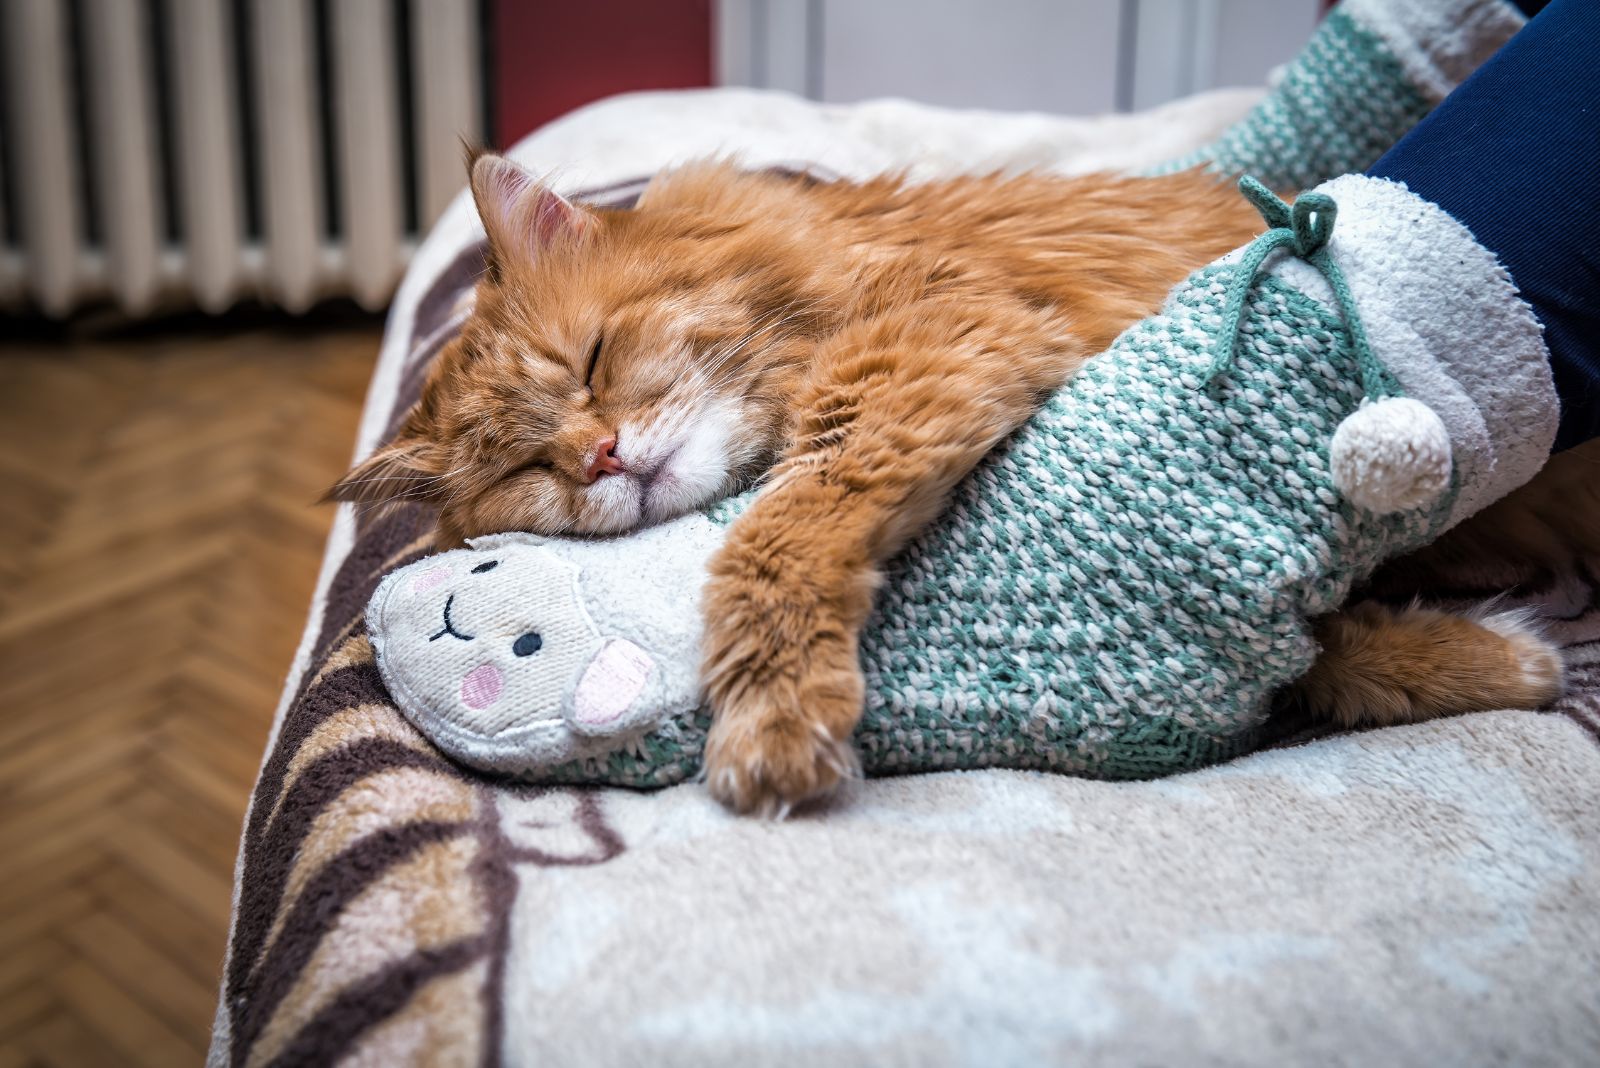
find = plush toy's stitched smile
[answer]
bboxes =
[429,594,475,642]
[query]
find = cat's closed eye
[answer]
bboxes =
[583,335,603,390]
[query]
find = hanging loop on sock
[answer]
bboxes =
[1204,176,1397,403]
[1206,176,1453,516]
[1235,175,1331,252]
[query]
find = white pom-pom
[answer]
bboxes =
[1329,396,1452,514]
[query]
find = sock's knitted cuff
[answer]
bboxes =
[1343,0,1525,102]
[1257,173,1556,530]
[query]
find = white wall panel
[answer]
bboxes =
[819,0,1121,113]
[720,0,1324,116]
[1210,0,1322,91]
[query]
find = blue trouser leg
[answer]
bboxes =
[1367,0,1600,451]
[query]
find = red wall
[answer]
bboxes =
[492,0,714,148]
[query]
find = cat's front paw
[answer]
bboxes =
[703,703,860,818]
[698,555,867,818]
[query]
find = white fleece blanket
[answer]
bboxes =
[214,88,1600,1068]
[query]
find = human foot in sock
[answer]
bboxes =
[367,175,1562,807]
[1156,0,1526,189]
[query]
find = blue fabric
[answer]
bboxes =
[1367,0,1600,451]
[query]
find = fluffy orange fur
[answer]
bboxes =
[333,155,1564,815]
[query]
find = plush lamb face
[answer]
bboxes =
[367,515,725,773]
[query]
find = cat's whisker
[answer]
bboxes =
[332,473,435,490]
[333,466,462,491]
[338,462,481,522]
[702,358,776,394]
[697,299,826,383]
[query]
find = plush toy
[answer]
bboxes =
[367,175,1553,786]
[370,516,721,784]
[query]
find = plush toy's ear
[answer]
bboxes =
[324,424,447,508]
[466,532,550,551]
[468,150,591,271]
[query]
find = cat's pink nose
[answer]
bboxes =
[585,436,625,482]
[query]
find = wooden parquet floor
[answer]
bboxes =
[0,319,380,1066]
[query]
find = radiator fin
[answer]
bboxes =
[3,0,83,315]
[253,0,325,312]
[168,0,247,311]
[413,0,483,229]
[332,0,405,310]
[83,0,165,314]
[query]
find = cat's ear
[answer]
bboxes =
[324,422,447,508]
[468,151,591,268]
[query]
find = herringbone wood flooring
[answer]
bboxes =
[0,320,380,1066]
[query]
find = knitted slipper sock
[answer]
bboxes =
[368,175,1555,787]
[1154,0,1525,189]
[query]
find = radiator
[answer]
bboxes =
[0,0,486,318]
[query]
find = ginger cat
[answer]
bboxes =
[332,154,1564,815]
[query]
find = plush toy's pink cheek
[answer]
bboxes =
[572,640,653,727]
[410,565,452,597]
[460,662,504,709]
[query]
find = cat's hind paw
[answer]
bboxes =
[1472,605,1566,709]
[1301,600,1566,728]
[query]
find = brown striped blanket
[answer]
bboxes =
[210,89,1600,1067]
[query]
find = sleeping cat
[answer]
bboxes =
[332,152,1564,814]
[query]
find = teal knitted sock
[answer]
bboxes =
[1155,0,1524,189]
[368,175,1556,788]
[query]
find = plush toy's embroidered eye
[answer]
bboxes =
[512,632,543,657]
[471,560,499,574]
